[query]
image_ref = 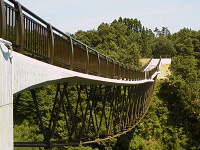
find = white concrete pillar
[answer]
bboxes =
[0,39,13,150]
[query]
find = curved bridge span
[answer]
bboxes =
[0,0,161,149]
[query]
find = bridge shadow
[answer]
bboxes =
[88,130,136,150]
[113,129,136,150]
[0,44,11,62]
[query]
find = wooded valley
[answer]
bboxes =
[14,17,200,150]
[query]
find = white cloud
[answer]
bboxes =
[125,4,200,17]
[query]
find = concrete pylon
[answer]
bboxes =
[0,39,13,149]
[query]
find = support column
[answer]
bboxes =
[0,39,13,150]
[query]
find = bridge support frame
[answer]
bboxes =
[13,80,156,149]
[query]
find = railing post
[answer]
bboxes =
[132,69,134,81]
[129,67,131,81]
[123,65,125,80]
[85,46,89,74]
[131,68,133,81]
[47,24,54,64]
[97,52,100,76]
[128,66,130,80]
[139,70,141,80]
[134,69,136,81]
[113,60,115,79]
[131,68,134,81]
[127,66,129,80]
[136,69,138,81]
[106,56,108,78]
[69,36,74,70]
[125,66,127,80]
[15,1,25,53]
[146,71,149,79]
[0,0,6,39]
[141,71,143,80]
[118,63,120,79]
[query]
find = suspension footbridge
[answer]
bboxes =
[0,0,161,149]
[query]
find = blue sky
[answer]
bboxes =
[5,0,200,34]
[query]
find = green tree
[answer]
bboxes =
[171,28,200,56]
[152,36,176,58]
[140,26,152,57]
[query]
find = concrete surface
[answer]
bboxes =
[12,53,159,94]
[0,39,13,150]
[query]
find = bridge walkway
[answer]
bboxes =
[0,0,161,149]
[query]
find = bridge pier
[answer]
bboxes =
[0,39,13,149]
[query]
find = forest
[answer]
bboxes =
[14,17,200,150]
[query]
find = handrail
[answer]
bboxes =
[138,56,152,71]
[7,0,118,64]
[0,0,6,39]
[147,57,161,79]
[0,0,160,81]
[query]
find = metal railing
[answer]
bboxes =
[150,58,161,76]
[0,0,159,81]
[138,57,152,71]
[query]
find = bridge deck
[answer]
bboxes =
[12,50,155,94]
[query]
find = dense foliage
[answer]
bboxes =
[72,17,178,67]
[14,18,200,149]
[72,18,153,67]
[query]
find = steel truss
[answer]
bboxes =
[14,80,156,149]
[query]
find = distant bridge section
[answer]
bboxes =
[140,58,171,79]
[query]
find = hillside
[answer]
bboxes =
[14,17,200,150]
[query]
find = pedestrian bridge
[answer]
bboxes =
[0,0,161,149]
